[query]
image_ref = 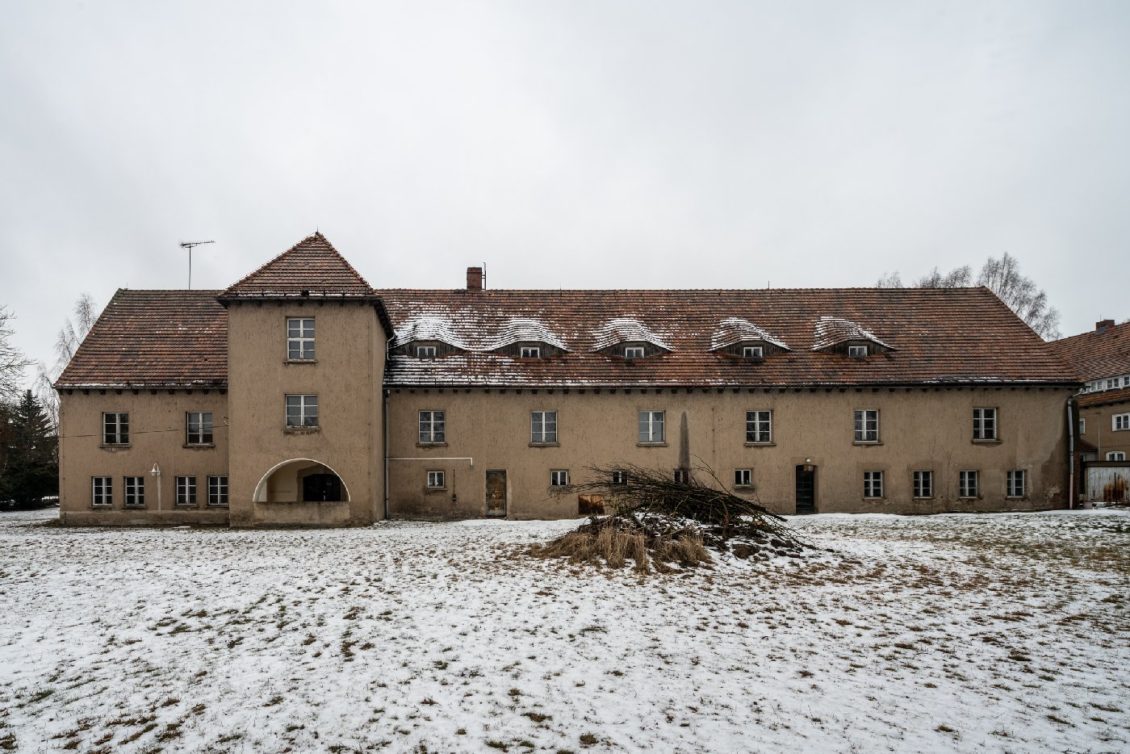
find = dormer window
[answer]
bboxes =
[742,345,764,359]
[624,345,646,359]
[416,345,437,359]
[848,345,868,358]
[519,345,541,358]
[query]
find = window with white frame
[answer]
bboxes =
[419,410,445,443]
[531,411,558,444]
[519,345,541,358]
[175,476,197,506]
[1006,469,1026,498]
[426,470,446,489]
[103,412,129,445]
[973,407,998,440]
[1114,413,1130,431]
[638,410,665,443]
[674,468,689,484]
[1107,451,1127,461]
[959,470,979,498]
[734,468,752,487]
[1079,417,1086,435]
[92,477,112,507]
[848,344,869,358]
[1108,378,1118,390]
[124,476,145,507]
[912,470,933,498]
[186,411,213,445]
[550,469,569,487]
[854,409,879,442]
[285,395,319,428]
[742,345,764,359]
[416,345,437,358]
[287,317,315,360]
[208,475,229,506]
[745,410,772,443]
[624,345,646,359]
[611,470,628,486]
[863,471,883,498]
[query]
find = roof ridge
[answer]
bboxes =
[222,232,373,297]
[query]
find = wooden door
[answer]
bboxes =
[795,465,815,514]
[485,470,507,517]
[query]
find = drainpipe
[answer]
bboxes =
[1066,399,1075,510]
[383,388,389,520]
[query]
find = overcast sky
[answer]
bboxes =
[2,0,1128,381]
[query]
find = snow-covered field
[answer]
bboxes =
[1,509,1127,753]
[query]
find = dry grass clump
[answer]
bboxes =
[534,517,712,574]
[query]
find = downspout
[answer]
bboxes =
[1066,398,1075,510]
[383,388,389,520]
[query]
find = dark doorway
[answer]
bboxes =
[485,470,507,517]
[795,465,816,514]
[303,473,343,502]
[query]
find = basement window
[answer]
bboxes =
[1006,469,1026,499]
[91,476,113,507]
[913,470,933,499]
[734,468,752,487]
[959,470,980,499]
[208,476,229,506]
[175,476,197,506]
[426,470,446,489]
[124,476,145,508]
[610,470,628,486]
[863,471,884,499]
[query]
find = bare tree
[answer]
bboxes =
[36,293,101,430]
[1,306,32,403]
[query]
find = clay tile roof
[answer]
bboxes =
[1047,320,1130,381]
[1077,386,1130,409]
[220,232,373,300]
[812,316,894,351]
[376,286,1077,388]
[55,290,227,389]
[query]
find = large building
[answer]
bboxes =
[56,234,1078,526]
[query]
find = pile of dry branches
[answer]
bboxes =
[532,464,806,574]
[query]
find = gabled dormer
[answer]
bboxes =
[710,317,791,361]
[811,316,894,357]
[390,314,469,358]
[591,318,672,360]
[484,318,568,359]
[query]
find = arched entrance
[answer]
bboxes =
[253,458,352,504]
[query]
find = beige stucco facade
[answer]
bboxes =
[1078,399,1130,461]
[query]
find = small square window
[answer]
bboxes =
[624,345,646,359]
[519,345,541,358]
[175,476,197,506]
[611,470,628,486]
[426,470,446,489]
[854,409,879,443]
[286,395,319,428]
[124,476,145,507]
[92,476,113,507]
[550,469,570,487]
[848,345,868,358]
[863,470,883,498]
[734,468,752,487]
[416,345,438,358]
[419,410,446,443]
[207,476,229,506]
[742,345,764,359]
[287,317,315,360]
[102,412,129,445]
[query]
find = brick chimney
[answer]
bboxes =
[467,267,483,291]
[1096,319,1115,332]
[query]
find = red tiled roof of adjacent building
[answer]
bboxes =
[56,290,227,388]
[1077,386,1130,409]
[220,232,374,299]
[1047,320,1130,382]
[376,286,1077,388]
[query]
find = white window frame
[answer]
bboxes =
[638,410,665,444]
[1107,451,1127,462]
[175,476,197,506]
[742,345,764,359]
[973,407,998,441]
[285,394,319,428]
[734,468,752,487]
[1006,469,1026,499]
[102,412,129,445]
[1079,417,1086,435]
[186,411,213,445]
[854,409,879,443]
[745,410,772,444]
[611,470,628,486]
[959,470,979,499]
[207,475,229,506]
[531,410,558,444]
[519,345,541,358]
[419,410,446,444]
[848,344,869,358]
[1114,413,1130,431]
[863,470,883,499]
[416,345,438,358]
[550,469,570,487]
[286,317,316,361]
[91,476,112,507]
[124,476,145,507]
[624,345,646,359]
[674,468,689,484]
[426,470,446,489]
[912,470,933,499]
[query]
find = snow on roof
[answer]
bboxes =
[481,317,569,352]
[393,312,568,352]
[811,316,895,351]
[392,313,472,351]
[590,317,673,352]
[709,317,791,351]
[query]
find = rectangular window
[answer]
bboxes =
[186,411,214,445]
[1108,378,1118,390]
[426,470,446,489]
[91,476,112,506]
[1108,451,1127,461]
[550,469,569,487]
[973,407,998,440]
[102,412,129,445]
[674,468,689,484]
[285,395,319,428]
[124,476,145,507]
[959,470,979,498]
[419,410,446,443]
[745,410,772,443]
[611,470,627,486]
[742,345,764,359]
[912,470,933,499]
[287,317,315,360]
[531,411,558,444]
[175,476,197,506]
[1006,470,1026,498]
[416,345,437,358]
[734,468,752,487]
[848,345,869,358]
[1114,413,1130,431]
[854,409,879,442]
[207,475,229,506]
[624,345,646,359]
[519,345,541,358]
[863,470,883,498]
[1079,417,1086,435]
[638,410,665,443]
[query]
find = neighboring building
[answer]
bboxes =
[1048,319,1130,503]
[56,234,1078,526]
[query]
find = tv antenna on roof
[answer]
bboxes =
[179,240,215,289]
